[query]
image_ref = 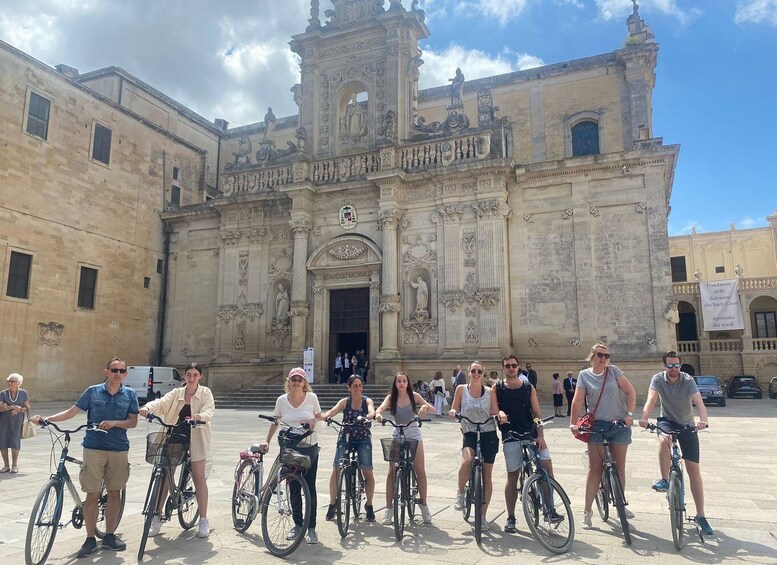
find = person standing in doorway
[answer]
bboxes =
[563,371,576,416]
[526,363,538,388]
[342,352,352,383]
[333,353,343,384]
[552,373,564,417]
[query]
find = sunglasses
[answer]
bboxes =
[666,363,682,369]
[108,368,128,374]
[289,376,305,382]
[503,363,519,369]
[470,369,484,374]
[594,352,611,359]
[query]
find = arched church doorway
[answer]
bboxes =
[329,287,369,383]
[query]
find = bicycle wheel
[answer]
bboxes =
[177,462,199,529]
[95,483,126,539]
[232,460,258,532]
[669,471,684,550]
[352,467,365,518]
[473,465,483,546]
[522,474,575,554]
[462,480,472,521]
[408,467,419,519]
[337,466,352,538]
[139,474,164,560]
[25,478,62,565]
[609,467,631,545]
[393,467,405,541]
[261,471,309,557]
[595,471,609,521]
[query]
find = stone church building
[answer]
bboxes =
[1,1,682,397]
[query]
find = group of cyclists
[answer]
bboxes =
[28,342,714,559]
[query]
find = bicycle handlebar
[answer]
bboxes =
[504,416,555,441]
[379,416,430,429]
[40,421,107,434]
[258,414,311,430]
[145,412,203,429]
[454,413,497,427]
[644,422,699,435]
[326,415,368,428]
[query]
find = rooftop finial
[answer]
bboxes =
[626,0,654,44]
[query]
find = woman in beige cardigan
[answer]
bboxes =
[139,363,215,538]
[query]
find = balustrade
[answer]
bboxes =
[677,341,699,353]
[752,338,777,351]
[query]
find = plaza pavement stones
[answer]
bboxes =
[1,399,775,564]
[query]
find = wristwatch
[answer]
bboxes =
[626,411,634,417]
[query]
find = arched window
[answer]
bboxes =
[571,120,600,157]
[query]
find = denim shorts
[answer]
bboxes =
[332,439,373,470]
[503,440,551,473]
[589,420,632,445]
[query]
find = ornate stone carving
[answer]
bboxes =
[561,209,574,220]
[523,214,534,223]
[472,199,511,220]
[465,321,478,343]
[403,316,438,341]
[370,278,382,290]
[238,250,249,286]
[377,210,404,230]
[465,306,477,317]
[380,147,396,169]
[379,294,401,313]
[290,218,312,236]
[266,322,291,350]
[312,282,324,294]
[598,335,608,344]
[329,244,366,260]
[463,272,478,302]
[477,86,500,127]
[224,136,252,171]
[170,252,178,261]
[38,321,64,346]
[462,229,476,258]
[221,230,241,246]
[402,236,437,270]
[432,204,463,224]
[645,335,657,345]
[290,301,310,318]
[664,300,680,324]
[324,0,385,29]
[442,291,465,311]
[248,227,267,243]
[589,207,600,217]
[234,321,246,350]
[293,161,309,182]
[237,291,263,321]
[528,337,539,347]
[569,338,581,347]
[636,201,647,213]
[218,305,237,323]
[477,288,500,309]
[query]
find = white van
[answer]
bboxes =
[124,366,182,403]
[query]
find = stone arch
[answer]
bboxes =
[756,357,777,380]
[748,295,777,339]
[307,233,381,271]
[564,109,605,157]
[676,300,699,342]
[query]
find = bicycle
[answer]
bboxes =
[138,413,200,560]
[506,416,574,554]
[257,414,315,557]
[379,416,430,541]
[25,421,126,565]
[455,413,495,547]
[579,420,632,545]
[326,416,368,538]
[645,422,705,549]
[231,441,267,533]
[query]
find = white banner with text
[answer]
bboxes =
[699,279,744,331]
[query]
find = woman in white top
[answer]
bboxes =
[260,368,323,545]
[429,371,447,417]
[448,361,499,529]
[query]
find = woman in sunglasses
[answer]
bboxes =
[570,343,636,529]
[260,367,323,544]
[448,361,499,530]
[139,362,215,538]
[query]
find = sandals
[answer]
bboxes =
[0,467,9,473]
[11,466,19,473]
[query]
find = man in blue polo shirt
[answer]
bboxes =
[33,356,138,557]
[638,351,712,536]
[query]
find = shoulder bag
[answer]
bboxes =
[573,367,608,443]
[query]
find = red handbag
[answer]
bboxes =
[573,367,608,443]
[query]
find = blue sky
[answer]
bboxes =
[1,0,775,235]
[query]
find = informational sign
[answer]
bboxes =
[699,279,744,331]
[303,347,314,383]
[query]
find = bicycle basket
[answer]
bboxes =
[380,437,419,462]
[145,432,188,466]
[279,448,311,469]
[279,427,313,449]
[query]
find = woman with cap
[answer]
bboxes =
[260,368,324,544]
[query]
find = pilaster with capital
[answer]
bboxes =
[433,203,465,352]
[289,217,312,354]
[378,208,402,355]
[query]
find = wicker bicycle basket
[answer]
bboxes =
[145,432,188,467]
[380,437,419,462]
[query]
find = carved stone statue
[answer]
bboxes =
[263,107,276,141]
[342,94,367,137]
[449,67,464,108]
[388,0,403,10]
[664,300,680,325]
[410,276,429,316]
[291,84,302,108]
[275,284,290,321]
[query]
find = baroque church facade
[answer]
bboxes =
[1,1,681,398]
[161,0,680,389]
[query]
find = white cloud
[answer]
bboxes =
[735,0,777,26]
[453,0,531,26]
[736,216,756,229]
[419,44,544,89]
[672,220,704,236]
[595,0,701,25]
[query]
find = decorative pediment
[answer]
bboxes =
[307,236,382,271]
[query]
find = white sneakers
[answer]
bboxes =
[583,510,593,529]
[197,517,210,538]
[420,504,432,524]
[148,516,162,537]
[624,508,635,519]
[454,493,465,511]
[481,516,489,531]
[382,508,392,525]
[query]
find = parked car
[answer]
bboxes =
[124,366,182,403]
[692,376,726,407]
[726,375,763,399]
[769,377,777,400]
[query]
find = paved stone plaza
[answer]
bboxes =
[2,399,776,564]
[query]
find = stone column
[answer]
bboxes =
[289,217,311,358]
[434,204,464,353]
[378,209,402,356]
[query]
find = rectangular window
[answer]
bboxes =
[26,92,51,140]
[6,251,32,299]
[143,276,150,289]
[156,259,164,274]
[173,166,179,181]
[755,312,777,338]
[715,266,725,274]
[77,266,98,309]
[670,256,687,283]
[170,185,181,207]
[92,124,112,165]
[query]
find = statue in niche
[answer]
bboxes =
[341,94,367,138]
[410,276,429,318]
[291,84,302,109]
[449,67,464,108]
[263,107,276,141]
[275,283,290,322]
[664,300,680,325]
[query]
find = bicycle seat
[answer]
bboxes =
[250,444,265,454]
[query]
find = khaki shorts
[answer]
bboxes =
[79,448,130,493]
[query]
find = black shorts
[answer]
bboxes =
[553,394,563,407]
[657,417,700,464]
[462,430,499,464]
